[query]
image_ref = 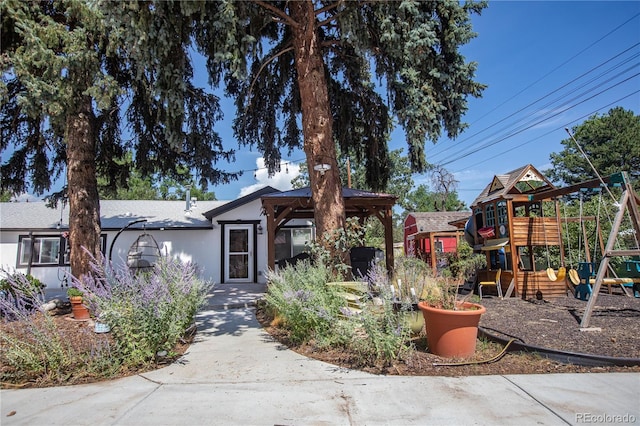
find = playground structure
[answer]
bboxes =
[468,164,568,300]
[468,165,639,326]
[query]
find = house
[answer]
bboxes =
[0,185,397,291]
[403,211,471,273]
[0,186,314,290]
[469,164,565,299]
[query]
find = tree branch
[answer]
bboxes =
[246,45,295,108]
[315,0,344,28]
[253,0,301,29]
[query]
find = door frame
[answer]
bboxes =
[218,220,260,283]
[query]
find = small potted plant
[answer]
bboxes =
[67,287,90,320]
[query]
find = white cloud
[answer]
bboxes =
[239,158,301,197]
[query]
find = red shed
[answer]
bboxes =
[404,211,471,273]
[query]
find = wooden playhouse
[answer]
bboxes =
[469,164,567,299]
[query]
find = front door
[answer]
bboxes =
[225,225,253,282]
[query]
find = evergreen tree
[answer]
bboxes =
[194,0,485,246]
[1,1,235,279]
[547,107,639,190]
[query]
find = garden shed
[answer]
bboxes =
[404,211,471,273]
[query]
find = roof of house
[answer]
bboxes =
[261,186,396,200]
[470,164,556,207]
[406,211,471,233]
[0,200,227,231]
[203,186,279,220]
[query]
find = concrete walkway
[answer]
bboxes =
[2,284,639,426]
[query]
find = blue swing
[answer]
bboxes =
[575,261,596,301]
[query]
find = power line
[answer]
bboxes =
[431,12,640,160]
[430,43,640,161]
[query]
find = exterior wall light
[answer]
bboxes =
[313,163,331,175]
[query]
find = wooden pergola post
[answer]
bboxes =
[261,187,397,276]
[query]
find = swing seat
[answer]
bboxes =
[546,267,566,282]
[623,260,640,278]
[577,262,596,280]
[568,269,580,285]
[574,282,592,301]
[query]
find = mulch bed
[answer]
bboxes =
[256,291,640,377]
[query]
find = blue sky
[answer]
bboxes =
[205,1,640,208]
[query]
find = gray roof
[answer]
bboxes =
[470,164,555,207]
[407,211,471,233]
[0,200,228,231]
[261,186,395,199]
[204,186,279,220]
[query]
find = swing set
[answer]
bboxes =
[531,171,640,327]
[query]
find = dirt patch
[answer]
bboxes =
[256,292,640,377]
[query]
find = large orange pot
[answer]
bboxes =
[417,301,486,358]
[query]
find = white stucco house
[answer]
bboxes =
[0,186,315,290]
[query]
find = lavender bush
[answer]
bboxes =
[265,261,346,345]
[0,272,77,383]
[75,256,211,367]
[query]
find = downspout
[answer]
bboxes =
[26,231,35,276]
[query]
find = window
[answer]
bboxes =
[18,236,63,266]
[497,201,508,226]
[485,204,496,227]
[275,228,313,261]
[17,234,107,267]
[435,240,444,253]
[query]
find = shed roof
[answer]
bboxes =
[407,211,471,233]
[0,200,227,231]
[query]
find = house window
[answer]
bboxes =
[497,201,508,226]
[485,204,496,227]
[435,240,444,253]
[17,234,107,267]
[18,236,63,266]
[275,228,313,261]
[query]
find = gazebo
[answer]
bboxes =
[261,187,397,273]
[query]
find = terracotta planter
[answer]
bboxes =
[417,301,486,358]
[70,296,90,320]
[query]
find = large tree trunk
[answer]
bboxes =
[289,1,346,246]
[66,95,102,280]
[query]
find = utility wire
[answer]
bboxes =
[431,13,640,160]
[438,72,639,166]
[431,46,639,164]
[453,90,640,171]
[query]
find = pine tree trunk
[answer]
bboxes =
[66,95,101,280]
[289,0,347,248]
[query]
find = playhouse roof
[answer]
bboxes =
[470,164,556,207]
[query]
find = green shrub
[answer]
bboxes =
[0,272,45,298]
[75,256,211,367]
[265,261,345,345]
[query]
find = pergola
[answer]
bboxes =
[261,187,397,273]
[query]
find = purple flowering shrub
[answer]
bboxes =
[75,255,211,366]
[265,260,410,363]
[265,261,347,345]
[0,272,77,381]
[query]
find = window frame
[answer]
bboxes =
[17,234,107,268]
